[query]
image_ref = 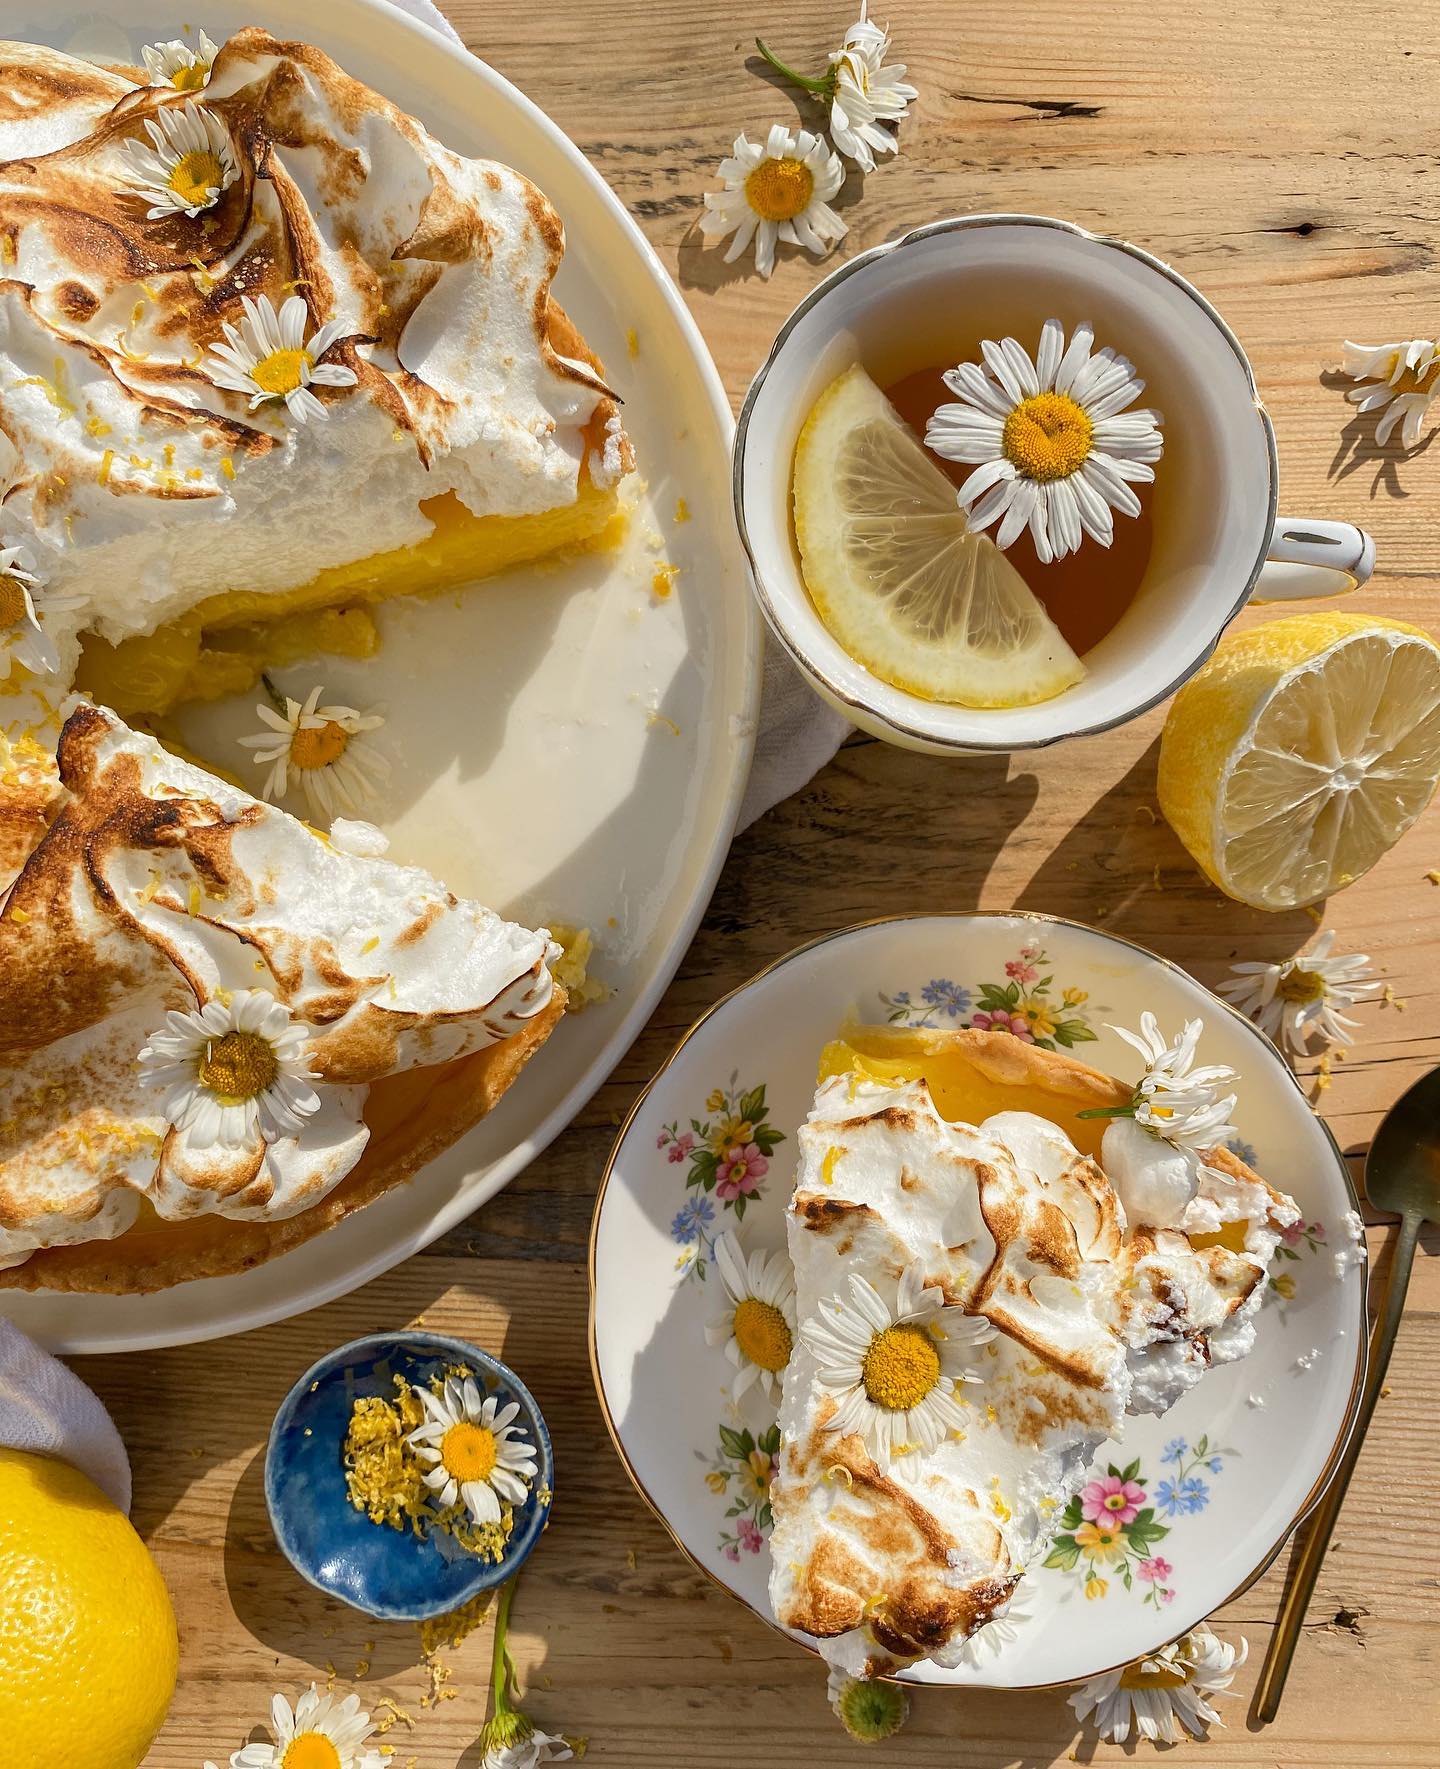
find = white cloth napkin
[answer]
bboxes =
[384,0,850,828]
[0,1321,131,1511]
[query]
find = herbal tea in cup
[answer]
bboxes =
[735,216,1376,753]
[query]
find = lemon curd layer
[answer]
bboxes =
[75,479,626,717]
[818,1024,1127,1161]
[821,1026,1258,1249]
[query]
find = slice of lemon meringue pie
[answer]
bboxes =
[0,701,564,1291]
[770,1025,1298,1680]
[0,27,632,720]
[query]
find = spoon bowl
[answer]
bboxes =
[1363,1064,1440,1219]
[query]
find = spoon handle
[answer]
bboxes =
[1253,1206,1421,1723]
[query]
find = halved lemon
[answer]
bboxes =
[1158,611,1440,909]
[791,364,1085,707]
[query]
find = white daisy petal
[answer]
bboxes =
[239,686,386,826]
[925,318,1161,556]
[1070,1628,1246,1745]
[802,1259,991,1468]
[202,292,357,424]
[117,100,238,219]
[141,30,220,90]
[136,987,320,1153]
[700,124,846,278]
[825,7,918,171]
[1220,938,1378,1058]
[1343,336,1440,448]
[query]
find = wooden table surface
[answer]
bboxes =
[94,2,1440,1763]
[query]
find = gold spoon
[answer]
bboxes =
[1254,1065,1440,1722]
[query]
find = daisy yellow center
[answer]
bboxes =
[1119,1662,1190,1692]
[1278,965,1326,1004]
[440,1421,498,1483]
[170,64,210,93]
[198,1030,278,1102]
[0,575,28,629]
[252,347,311,397]
[862,1323,940,1411]
[732,1297,793,1372]
[1390,360,1440,396]
[1001,390,1094,482]
[289,720,350,770]
[281,1736,342,1769]
[168,149,225,206]
[744,156,814,223]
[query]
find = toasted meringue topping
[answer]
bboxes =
[770,1070,1298,1678]
[0,700,561,1268]
[0,28,625,652]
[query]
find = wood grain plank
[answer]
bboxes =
[89,0,1440,1760]
[110,1263,1437,1765]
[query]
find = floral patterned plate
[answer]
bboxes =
[588,913,1368,1687]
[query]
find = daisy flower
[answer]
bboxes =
[704,1231,796,1401]
[699,123,845,279]
[239,684,388,823]
[801,1260,996,1466]
[827,8,918,171]
[230,1685,385,1769]
[137,989,321,1151]
[756,4,917,174]
[206,293,358,423]
[406,1373,537,1527]
[1342,336,1440,449]
[1218,930,1379,1056]
[0,542,83,679]
[1103,1013,1240,1154]
[826,1665,909,1741]
[954,1581,1034,1666]
[1068,1626,1246,1744]
[141,29,220,91]
[926,319,1164,563]
[117,102,239,219]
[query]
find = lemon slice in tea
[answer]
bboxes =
[791,364,1085,707]
[1159,611,1440,909]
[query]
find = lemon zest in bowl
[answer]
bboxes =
[341,1372,518,1563]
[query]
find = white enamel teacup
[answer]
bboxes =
[732,214,1375,754]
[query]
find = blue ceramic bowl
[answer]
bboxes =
[265,1330,554,1621]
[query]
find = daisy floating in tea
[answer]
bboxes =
[924,320,1164,565]
[789,319,1163,710]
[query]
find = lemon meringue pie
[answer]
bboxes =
[0,28,632,720]
[770,1027,1298,1679]
[0,701,564,1292]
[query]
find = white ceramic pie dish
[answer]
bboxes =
[0,0,761,1352]
[590,913,1368,1687]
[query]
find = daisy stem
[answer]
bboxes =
[1075,1104,1137,1121]
[753,37,834,95]
[489,1575,518,1716]
[259,672,288,716]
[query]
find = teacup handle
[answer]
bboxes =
[1251,516,1376,603]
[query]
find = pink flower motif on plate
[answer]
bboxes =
[737,1517,764,1554]
[1081,1473,1147,1526]
[1005,958,1040,984]
[1137,1555,1173,1584]
[971,1007,1035,1041]
[716,1143,768,1201]
[666,1131,696,1164]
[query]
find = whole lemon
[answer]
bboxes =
[0,1448,178,1767]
